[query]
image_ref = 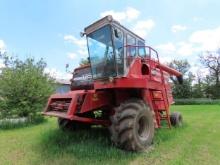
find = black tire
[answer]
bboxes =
[58,118,90,131]
[170,112,183,127]
[109,99,155,151]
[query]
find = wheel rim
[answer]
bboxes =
[137,115,150,141]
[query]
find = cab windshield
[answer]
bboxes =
[87,25,116,79]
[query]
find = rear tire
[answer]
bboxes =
[58,118,90,131]
[109,99,154,151]
[170,112,183,127]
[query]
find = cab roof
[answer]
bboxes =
[84,15,145,42]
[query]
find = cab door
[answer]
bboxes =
[113,26,124,76]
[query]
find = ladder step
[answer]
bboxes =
[152,99,164,101]
[160,117,169,120]
[157,109,166,111]
[151,89,171,128]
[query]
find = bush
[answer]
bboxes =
[174,98,220,105]
[0,117,46,129]
[0,56,55,122]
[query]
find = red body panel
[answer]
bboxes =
[80,90,112,113]
[43,46,182,128]
[43,90,113,125]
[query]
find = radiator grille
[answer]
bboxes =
[49,99,71,112]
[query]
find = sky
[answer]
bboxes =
[0,0,220,79]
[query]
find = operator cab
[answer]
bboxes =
[84,15,146,80]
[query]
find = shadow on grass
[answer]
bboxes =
[38,127,139,165]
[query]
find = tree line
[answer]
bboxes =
[168,49,220,99]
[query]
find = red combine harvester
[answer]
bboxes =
[43,15,183,151]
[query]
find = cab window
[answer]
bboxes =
[126,34,136,56]
[138,40,146,57]
[113,27,124,75]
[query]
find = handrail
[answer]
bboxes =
[124,45,160,80]
[125,45,170,111]
[124,45,159,60]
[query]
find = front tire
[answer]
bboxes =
[109,99,155,151]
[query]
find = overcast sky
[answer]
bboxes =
[0,0,219,79]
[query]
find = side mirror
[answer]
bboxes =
[65,63,69,70]
[114,29,119,38]
[87,57,90,64]
[65,64,72,73]
[80,32,85,37]
[114,29,122,39]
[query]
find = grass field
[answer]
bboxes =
[0,105,220,165]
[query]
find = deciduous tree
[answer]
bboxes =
[0,53,55,121]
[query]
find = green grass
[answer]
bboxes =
[0,105,220,165]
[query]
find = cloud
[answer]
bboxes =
[176,42,194,56]
[67,52,78,59]
[126,7,140,21]
[0,59,5,69]
[159,56,173,63]
[156,41,196,57]
[132,19,155,38]
[155,42,177,63]
[156,42,176,54]
[189,26,220,51]
[100,7,140,22]
[190,65,209,78]
[77,49,87,56]
[171,25,187,33]
[177,27,220,56]
[64,35,86,49]
[192,17,203,22]
[100,7,155,38]
[0,40,6,53]
[44,67,72,80]
[157,26,220,58]
[64,35,88,58]
[0,40,6,69]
